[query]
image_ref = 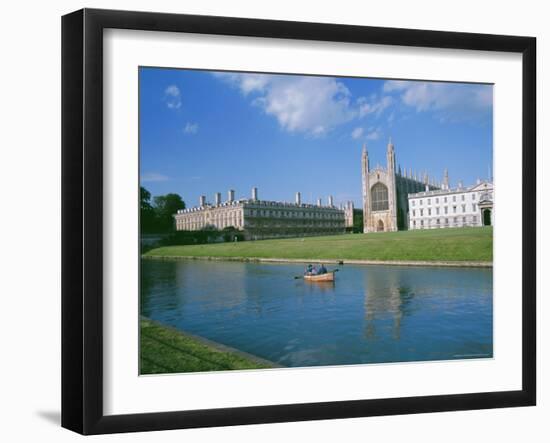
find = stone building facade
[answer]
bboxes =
[343,201,355,228]
[174,188,345,240]
[342,201,364,232]
[408,180,494,229]
[361,139,433,232]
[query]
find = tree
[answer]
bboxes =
[140,186,156,233]
[353,209,364,233]
[153,193,186,232]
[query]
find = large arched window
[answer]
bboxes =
[371,183,389,211]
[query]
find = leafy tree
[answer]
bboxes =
[153,193,186,232]
[140,187,186,233]
[353,209,364,233]
[140,186,156,233]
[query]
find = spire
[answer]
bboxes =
[398,164,402,176]
[361,143,369,174]
[386,137,395,173]
[409,168,412,179]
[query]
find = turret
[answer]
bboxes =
[362,143,369,174]
[214,192,221,205]
[361,144,370,233]
[442,168,449,190]
[386,137,396,174]
[251,187,258,201]
[295,192,301,205]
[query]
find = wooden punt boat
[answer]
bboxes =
[303,271,335,282]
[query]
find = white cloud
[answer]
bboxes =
[213,72,270,96]
[141,172,169,182]
[183,122,199,134]
[383,80,410,93]
[164,84,182,109]
[351,127,364,139]
[383,80,492,120]
[357,95,393,118]
[365,127,382,140]
[351,126,382,141]
[215,73,355,136]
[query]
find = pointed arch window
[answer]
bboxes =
[371,183,389,211]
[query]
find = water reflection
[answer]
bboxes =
[141,260,493,368]
[363,269,411,341]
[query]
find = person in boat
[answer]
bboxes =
[305,264,313,275]
[318,264,327,274]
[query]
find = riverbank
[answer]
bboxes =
[143,227,493,265]
[143,255,492,268]
[140,318,279,374]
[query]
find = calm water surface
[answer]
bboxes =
[141,259,493,367]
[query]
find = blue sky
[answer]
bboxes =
[140,67,493,208]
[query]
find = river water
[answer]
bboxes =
[141,259,493,368]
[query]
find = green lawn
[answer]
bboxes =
[143,227,493,262]
[140,318,273,374]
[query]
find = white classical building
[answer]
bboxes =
[408,177,494,230]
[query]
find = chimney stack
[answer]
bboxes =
[199,195,206,207]
[228,189,235,202]
[214,192,221,205]
[295,192,301,205]
[251,187,258,201]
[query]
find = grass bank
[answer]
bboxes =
[140,318,275,374]
[143,227,493,263]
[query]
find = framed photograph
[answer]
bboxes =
[62,8,536,435]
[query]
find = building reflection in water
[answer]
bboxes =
[363,267,415,341]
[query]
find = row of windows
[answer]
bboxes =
[412,204,477,217]
[413,215,478,227]
[176,217,243,230]
[247,209,342,219]
[411,193,476,207]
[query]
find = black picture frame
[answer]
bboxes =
[62,8,536,435]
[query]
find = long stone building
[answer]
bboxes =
[174,188,345,239]
[362,139,435,232]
